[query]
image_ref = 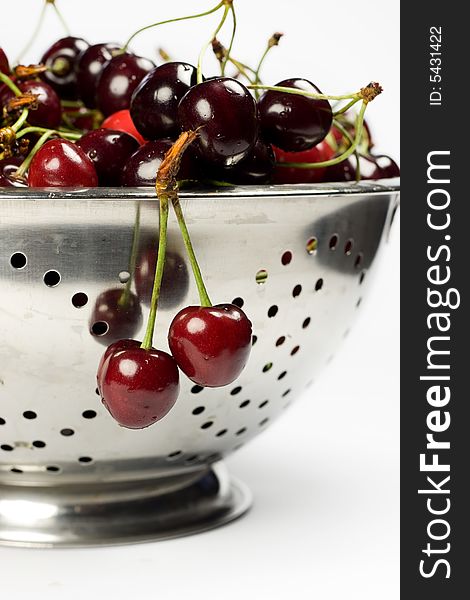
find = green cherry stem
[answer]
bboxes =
[197,3,231,83]
[14,129,55,179]
[122,0,225,54]
[277,101,368,169]
[333,97,361,117]
[249,84,360,102]
[221,2,237,76]
[140,195,169,351]
[12,110,30,133]
[119,203,141,308]
[332,118,361,181]
[50,0,71,36]
[253,33,283,98]
[15,0,49,64]
[16,126,82,140]
[0,72,22,96]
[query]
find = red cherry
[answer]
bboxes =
[272,140,335,184]
[99,344,180,429]
[102,109,146,145]
[168,304,252,387]
[0,47,10,74]
[28,139,98,187]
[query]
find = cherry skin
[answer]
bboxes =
[322,154,400,183]
[99,343,180,429]
[207,138,275,185]
[135,246,189,308]
[130,62,198,140]
[96,53,155,117]
[76,128,139,186]
[168,304,253,387]
[0,47,10,74]
[121,139,195,186]
[273,139,335,184]
[89,288,142,345]
[371,154,400,178]
[40,36,89,99]
[28,139,98,187]
[20,80,61,129]
[178,77,258,167]
[97,338,141,394]
[76,43,121,108]
[258,78,332,152]
[102,109,146,144]
[0,157,25,187]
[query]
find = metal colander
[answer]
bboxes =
[0,181,399,547]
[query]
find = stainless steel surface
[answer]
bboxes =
[0,180,399,546]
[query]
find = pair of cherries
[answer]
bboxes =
[96,303,252,429]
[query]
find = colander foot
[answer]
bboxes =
[0,461,252,548]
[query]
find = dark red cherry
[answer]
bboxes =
[76,128,139,185]
[96,53,155,117]
[135,246,189,308]
[102,109,145,144]
[19,80,61,129]
[258,78,332,152]
[168,304,252,387]
[212,138,275,184]
[0,157,25,187]
[99,344,180,429]
[40,36,89,99]
[121,138,195,186]
[273,140,335,184]
[130,62,198,140]
[371,154,400,178]
[63,105,98,131]
[76,43,121,108]
[0,47,10,74]
[28,139,98,187]
[178,77,258,167]
[321,158,356,183]
[89,288,142,345]
[97,338,141,394]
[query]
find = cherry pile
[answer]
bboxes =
[0,0,399,429]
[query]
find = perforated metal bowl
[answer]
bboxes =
[0,180,399,547]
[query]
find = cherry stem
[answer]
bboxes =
[0,72,22,96]
[277,101,367,169]
[61,99,84,108]
[122,0,225,54]
[333,119,361,181]
[50,0,71,36]
[14,129,55,179]
[14,0,49,64]
[16,126,81,140]
[333,97,361,117]
[249,84,360,102]
[197,3,231,84]
[12,109,29,133]
[221,3,237,76]
[253,33,283,98]
[119,204,141,308]
[140,195,169,351]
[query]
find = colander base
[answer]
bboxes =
[0,461,252,548]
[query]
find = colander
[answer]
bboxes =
[0,180,399,547]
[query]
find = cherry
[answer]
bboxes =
[258,78,332,152]
[214,138,275,184]
[121,139,195,186]
[20,80,62,129]
[135,245,189,308]
[96,53,155,117]
[76,128,139,186]
[273,139,335,184]
[28,139,98,187]
[130,62,198,140]
[99,343,179,429]
[321,158,356,183]
[0,47,10,74]
[371,154,400,178]
[102,109,146,144]
[89,288,142,345]
[62,106,97,131]
[178,77,258,166]
[76,43,121,108]
[0,157,25,187]
[168,304,252,387]
[40,36,89,99]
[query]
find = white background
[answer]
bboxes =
[1,1,400,598]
